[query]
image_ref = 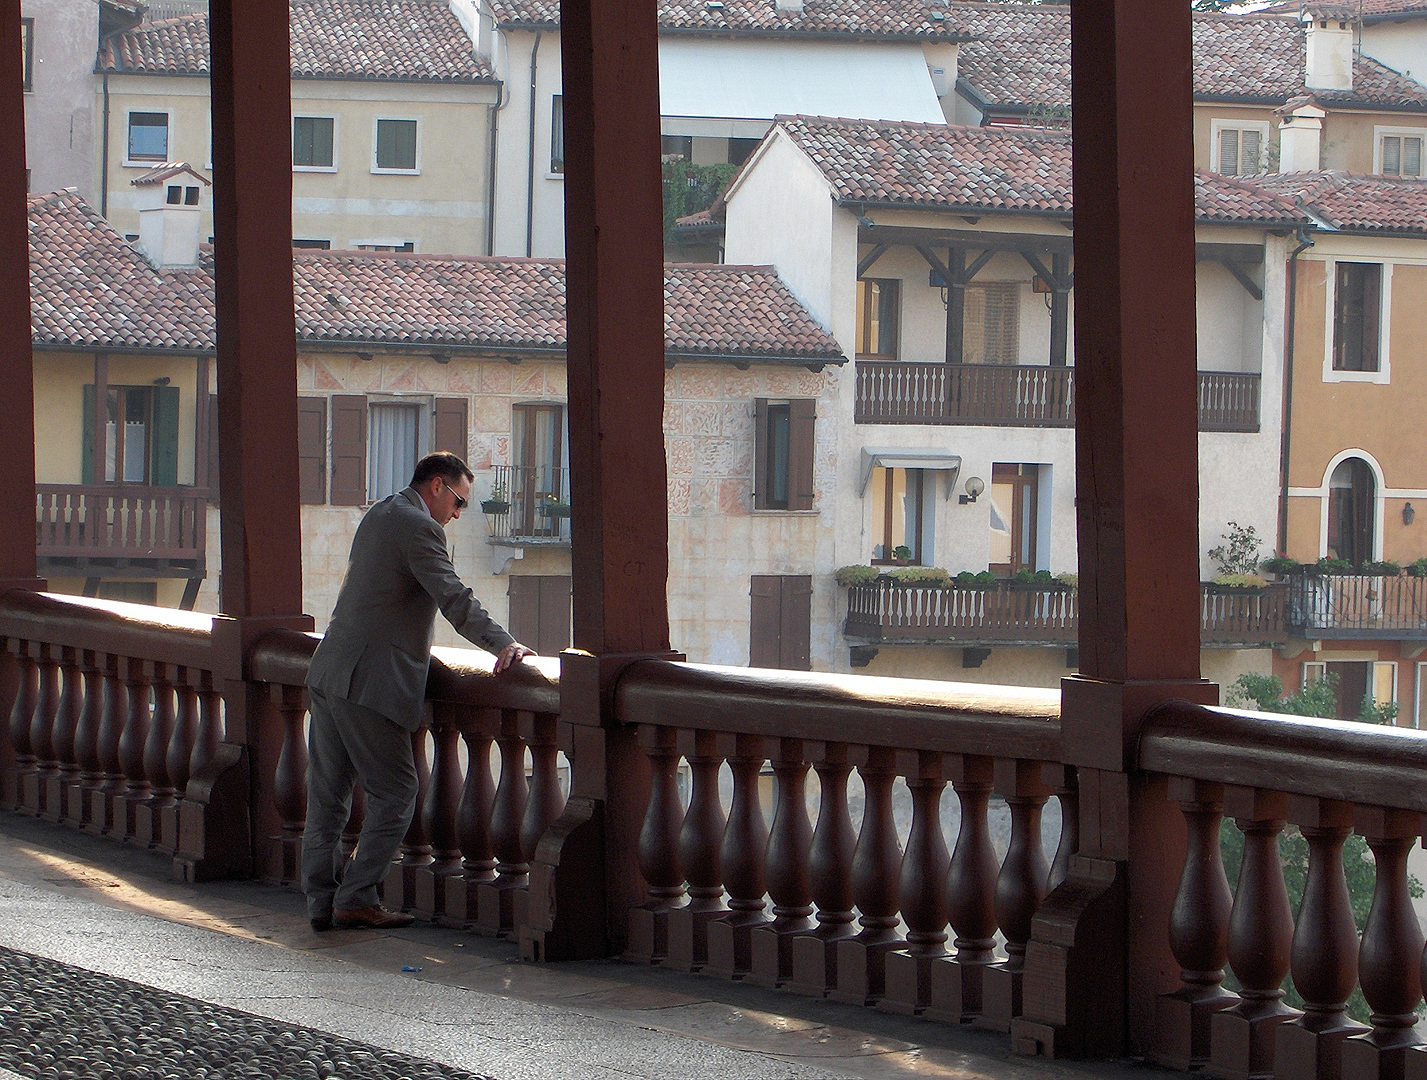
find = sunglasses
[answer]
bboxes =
[443,479,468,510]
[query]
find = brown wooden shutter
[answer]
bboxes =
[536,575,572,656]
[749,575,782,668]
[752,398,769,510]
[434,397,468,459]
[330,394,367,506]
[508,575,539,648]
[779,575,812,670]
[1363,265,1381,371]
[788,399,816,511]
[297,397,327,504]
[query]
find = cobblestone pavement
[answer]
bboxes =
[0,946,494,1080]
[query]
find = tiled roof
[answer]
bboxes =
[98,1,495,82]
[28,190,214,352]
[1252,170,1427,233]
[28,191,843,362]
[488,0,966,38]
[129,162,211,188]
[952,4,1427,112]
[771,116,1307,225]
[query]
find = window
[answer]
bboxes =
[550,96,564,174]
[293,116,335,170]
[964,283,1020,364]
[871,467,925,564]
[81,384,180,485]
[661,134,693,160]
[728,137,760,166]
[127,112,170,163]
[1332,262,1382,372]
[754,399,815,510]
[749,575,811,670]
[512,402,568,537]
[856,278,900,359]
[353,240,414,253]
[292,239,332,250]
[368,401,423,502]
[507,576,572,656]
[1305,660,1397,721]
[1212,122,1267,176]
[326,393,468,505]
[1328,457,1374,565]
[990,463,1039,574]
[1378,130,1424,177]
[374,118,418,172]
[20,18,33,93]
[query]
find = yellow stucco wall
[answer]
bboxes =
[1192,104,1423,174]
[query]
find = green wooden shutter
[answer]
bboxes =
[82,384,95,484]
[152,385,180,485]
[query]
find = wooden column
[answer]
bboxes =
[1010,0,1217,1060]
[1049,253,1071,368]
[944,247,966,365]
[180,0,313,883]
[0,0,42,595]
[523,0,678,962]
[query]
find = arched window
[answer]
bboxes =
[1328,458,1375,564]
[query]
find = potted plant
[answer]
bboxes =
[834,565,881,587]
[538,492,572,518]
[480,482,510,516]
[889,566,951,585]
[1261,554,1301,577]
[890,544,913,565]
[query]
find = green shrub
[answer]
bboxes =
[1209,521,1262,576]
[1408,558,1427,579]
[1314,557,1353,575]
[1361,560,1401,576]
[1212,573,1270,589]
[833,565,880,587]
[889,566,950,585]
[1261,555,1301,576]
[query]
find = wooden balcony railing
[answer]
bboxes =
[35,484,207,566]
[1286,573,1427,638]
[854,363,1260,433]
[844,580,1289,647]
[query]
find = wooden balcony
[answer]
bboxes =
[844,579,1288,647]
[854,362,1260,432]
[1287,573,1427,639]
[35,484,207,577]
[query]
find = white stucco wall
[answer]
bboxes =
[24,0,98,199]
[1361,21,1427,86]
[489,27,567,258]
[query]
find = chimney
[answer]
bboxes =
[1277,98,1326,172]
[130,163,210,269]
[922,41,959,102]
[775,0,803,12]
[1303,5,1355,93]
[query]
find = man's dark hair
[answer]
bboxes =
[411,451,474,488]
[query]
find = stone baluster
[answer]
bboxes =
[1152,779,1238,1070]
[68,650,104,829]
[189,676,224,782]
[981,758,1051,1031]
[4,644,38,812]
[707,733,769,979]
[1342,808,1425,1077]
[159,671,200,854]
[1046,763,1078,893]
[415,705,466,920]
[666,730,727,973]
[750,737,814,987]
[88,655,124,836]
[928,755,998,1023]
[24,648,60,816]
[445,710,497,925]
[789,742,856,997]
[883,750,951,1015]
[117,658,153,841]
[135,663,176,847]
[520,712,565,863]
[1276,798,1367,1080]
[630,724,685,964]
[1209,788,1300,1079]
[476,709,529,933]
[44,647,82,824]
[832,746,904,1006]
[269,683,308,884]
[385,725,434,913]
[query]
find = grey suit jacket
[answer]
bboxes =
[307,486,516,730]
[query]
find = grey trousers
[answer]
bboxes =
[301,686,418,918]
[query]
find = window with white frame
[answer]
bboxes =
[1211,120,1269,177]
[293,116,335,170]
[127,111,170,163]
[373,118,418,173]
[1377,128,1425,177]
[1304,659,1397,721]
[550,96,564,174]
[1332,262,1383,372]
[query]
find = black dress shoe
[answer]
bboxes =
[333,905,416,930]
[310,915,333,932]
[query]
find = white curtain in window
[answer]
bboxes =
[369,403,421,501]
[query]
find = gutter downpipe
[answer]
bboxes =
[100,73,110,217]
[1278,226,1315,555]
[525,29,542,258]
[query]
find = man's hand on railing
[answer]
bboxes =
[494,641,535,672]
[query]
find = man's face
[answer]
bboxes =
[432,474,472,526]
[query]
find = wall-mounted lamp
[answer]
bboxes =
[1406,502,1416,525]
[959,476,985,504]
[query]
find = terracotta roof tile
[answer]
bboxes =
[98,1,494,82]
[28,192,842,362]
[773,116,1307,225]
[952,4,1427,113]
[488,0,966,38]
[1252,170,1427,233]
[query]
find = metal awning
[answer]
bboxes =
[859,447,962,498]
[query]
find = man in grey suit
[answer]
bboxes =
[303,451,532,931]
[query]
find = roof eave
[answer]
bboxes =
[664,350,845,368]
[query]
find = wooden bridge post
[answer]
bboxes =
[1009,0,1219,1060]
